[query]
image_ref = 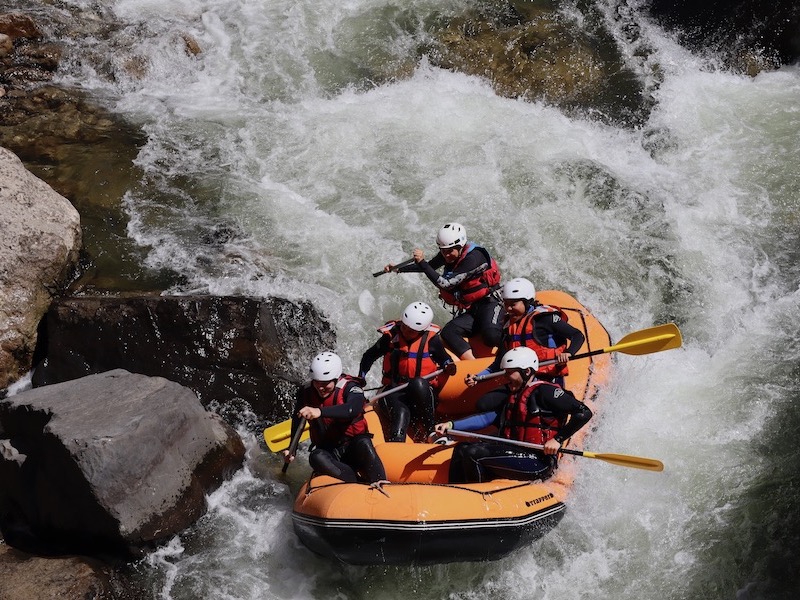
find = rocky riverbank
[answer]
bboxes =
[0,138,335,595]
[2,2,799,597]
[0,145,335,596]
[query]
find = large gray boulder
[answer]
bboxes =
[0,370,245,557]
[32,295,336,425]
[0,146,81,389]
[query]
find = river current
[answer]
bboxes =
[24,0,800,598]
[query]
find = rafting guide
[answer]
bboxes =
[382,222,503,361]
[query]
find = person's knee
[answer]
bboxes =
[406,377,433,402]
[482,326,502,349]
[350,436,387,481]
[441,324,469,356]
[379,397,409,441]
[309,449,357,482]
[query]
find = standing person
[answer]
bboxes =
[465,277,585,411]
[384,222,503,360]
[433,347,592,484]
[359,301,457,442]
[283,352,387,484]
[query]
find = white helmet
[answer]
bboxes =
[502,277,536,301]
[500,346,539,372]
[401,301,434,332]
[436,222,467,249]
[310,352,343,381]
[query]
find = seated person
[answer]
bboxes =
[434,347,592,483]
[284,352,386,483]
[360,302,456,442]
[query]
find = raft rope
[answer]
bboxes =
[303,477,536,498]
[559,304,609,404]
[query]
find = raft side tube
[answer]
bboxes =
[291,475,566,565]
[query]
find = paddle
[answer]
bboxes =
[448,429,664,472]
[281,417,307,474]
[472,323,682,380]
[263,369,446,452]
[265,418,309,453]
[550,322,683,364]
[369,368,444,403]
[373,257,415,277]
[473,370,507,383]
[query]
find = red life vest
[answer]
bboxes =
[501,380,565,445]
[438,243,501,310]
[503,305,570,379]
[377,321,443,388]
[302,375,368,446]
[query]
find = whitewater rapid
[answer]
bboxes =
[45,0,800,598]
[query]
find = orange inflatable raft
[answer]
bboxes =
[291,290,611,565]
[434,289,612,418]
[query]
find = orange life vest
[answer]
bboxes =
[501,380,565,445]
[438,243,501,310]
[377,321,443,388]
[302,375,368,446]
[503,305,570,379]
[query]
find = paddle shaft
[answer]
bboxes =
[373,257,415,277]
[369,368,444,403]
[473,370,507,383]
[478,323,682,371]
[448,429,663,471]
[282,417,307,473]
[265,368,448,452]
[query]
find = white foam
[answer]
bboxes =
[57,0,800,596]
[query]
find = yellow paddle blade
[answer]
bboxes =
[582,451,664,471]
[264,420,309,452]
[607,323,682,356]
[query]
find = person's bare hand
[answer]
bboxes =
[543,438,561,455]
[298,406,322,421]
[434,421,452,435]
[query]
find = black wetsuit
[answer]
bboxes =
[398,250,503,356]
[289,380,386,483]
[360,330,453,442]
[450,381,592,484]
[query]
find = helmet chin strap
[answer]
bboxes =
[524,368,537,385]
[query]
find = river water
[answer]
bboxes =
[29,0,800,598]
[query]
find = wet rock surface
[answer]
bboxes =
[0,147,81,390]
[429,1,647,123]
[0,8,164,294]
[32,295,337,427]
[0,370,245,558]
[0,543,114,600]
